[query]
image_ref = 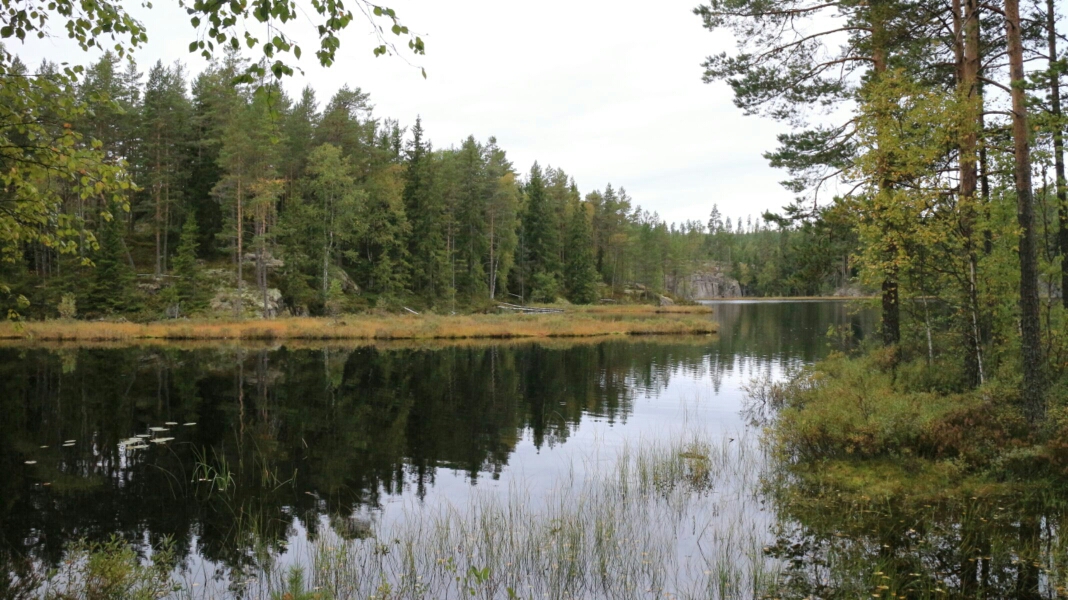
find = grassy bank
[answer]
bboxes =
[0,305,715,343]
[761,349,1054,487]
[0,333,715,352]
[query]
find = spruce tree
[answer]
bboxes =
[522,162,561,301]
[564,203,599,304]
[172,212,207,313]
[454,136,489,299]
[85,215,138,316]
[403,117,449,300]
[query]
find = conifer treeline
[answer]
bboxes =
[4,51,826,318]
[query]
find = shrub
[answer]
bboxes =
[57,293,77,320]
[773,354,978,460]
[43,536,178,600]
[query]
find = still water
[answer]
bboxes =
[0,301,873,596]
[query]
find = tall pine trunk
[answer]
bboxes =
[235,173,244,319]
[488,213,497,300]
[1006,0,1046,424]
[154,128,162,277]
[956,0,985,386]
[1047,0,1068,309]
[872,1,900,346]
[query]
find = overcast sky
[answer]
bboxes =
[16,0,796,225]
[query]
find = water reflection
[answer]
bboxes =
[0,300,875,592]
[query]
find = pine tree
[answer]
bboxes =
[564,202,599,304]
[141,60,192,276]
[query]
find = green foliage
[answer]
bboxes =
[403,118,450,300]
[57,293,77,319]
[83,214,139,316]
[171,212,208,315]
[564,202,599,304]
[270,567,332,600]
[521,162,560,287]
[1,42,880,319]
[43,536,178,600]
[770,352,1035,470]
[529,271,560,303]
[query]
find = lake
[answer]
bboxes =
[0,301,878,598]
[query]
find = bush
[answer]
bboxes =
[57,293,77,320]
[773,354,998,462]
[530,272,560,303]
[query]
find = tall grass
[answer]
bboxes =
[30,429,777,600]
[0,307,715,343]
[201,431,779,600]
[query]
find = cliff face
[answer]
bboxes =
[687,271,742,299]
[667,264,742,299]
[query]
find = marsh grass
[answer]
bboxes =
[0,306,715,344]
[34,429,778,600]
[213,431,780,600]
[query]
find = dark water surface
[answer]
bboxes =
[0,301,874,595]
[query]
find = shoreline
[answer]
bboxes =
[0,305,716,343]
[695,295,875,302]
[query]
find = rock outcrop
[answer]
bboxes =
[210,287,283,319]
[669,264,742,299]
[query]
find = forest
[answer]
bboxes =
[0,49,856,322]
[0,0,1066,402]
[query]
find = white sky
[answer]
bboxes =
[15,0,796,226]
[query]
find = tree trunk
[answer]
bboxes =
[488,213,497,300]
[872,2,900,346]
[1047,0,1068,309]
[259,218,268,318]
[323,235,331,299]
[236,175,244,319]
[957,0,985,386]
[163,178,170,274]
[154,129,162,277]
[1006,0,1046,424]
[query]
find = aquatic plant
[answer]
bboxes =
[40,536,179,600]
[27,430,777,600]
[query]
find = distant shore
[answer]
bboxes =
[0,305,716,343]
[695,295,875,301]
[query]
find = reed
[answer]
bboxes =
[217,430,779,600]
[34,428,778,600]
